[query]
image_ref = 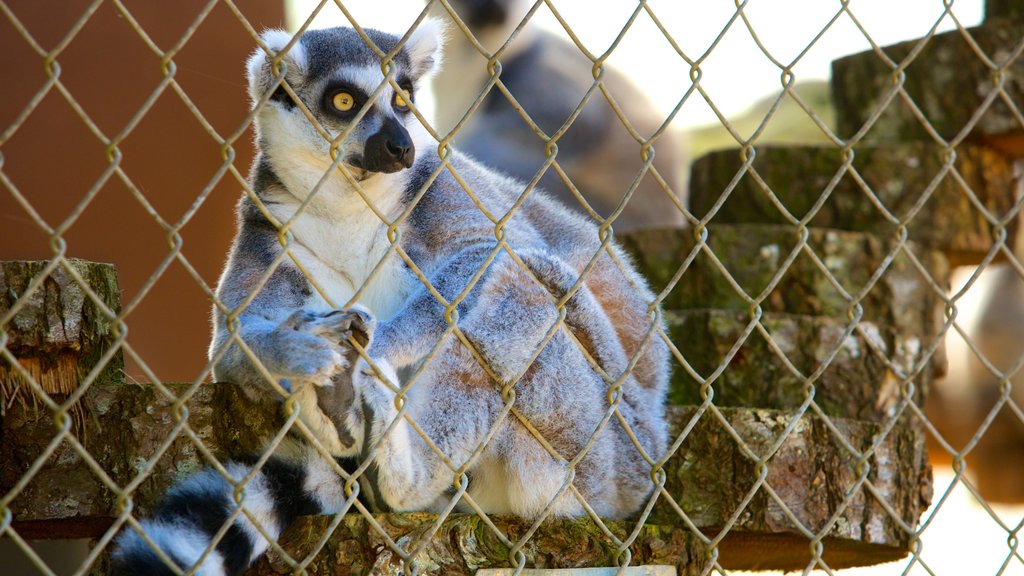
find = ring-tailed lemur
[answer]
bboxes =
[432,0,688,231]
[111,21,668,576]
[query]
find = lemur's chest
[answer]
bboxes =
[275,205,413,321]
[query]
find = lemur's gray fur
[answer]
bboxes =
[111,21,668,576]
[433,0,688,231]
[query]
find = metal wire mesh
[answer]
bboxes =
[1,0,1022,575]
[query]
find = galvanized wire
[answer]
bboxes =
[1,1,1023,575]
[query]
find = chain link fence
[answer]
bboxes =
[1,0,1022,575]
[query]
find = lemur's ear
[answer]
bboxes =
[405,18,445,80]
[246,29,308,105]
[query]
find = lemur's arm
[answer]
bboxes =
[212,306,360,392]
[368,242,497,370]
[210,225,358,393]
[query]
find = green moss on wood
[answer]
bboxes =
[832,19,1024,149]
[686,144,1016,264]
[664,309,932,421]
[243,514,707,575]
[0,260,124,396]
[619,225,949,354]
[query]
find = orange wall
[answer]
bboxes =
[0,1,285,382]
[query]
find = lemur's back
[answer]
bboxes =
[406,151,669,502]
[439,151,668,388]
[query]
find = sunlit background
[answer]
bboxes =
[289,0,984,129]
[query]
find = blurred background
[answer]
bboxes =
[0,0,989,383]
[3,1,1023,574]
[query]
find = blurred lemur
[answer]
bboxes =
[111,21,669,576]
[434,0,687,230]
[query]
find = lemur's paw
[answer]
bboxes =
[287,307,374,347]
[278,340,349,386]
[272,307,376,389]
[343,304,376,348]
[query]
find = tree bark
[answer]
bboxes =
[619,225,949,374]
[2,382,236,537]
[663,309,934,421]
[651,406,931,570]
[0,260,123,400]
[831,19,1024,158]
[686,144,1018,266]
[5,380,930,570]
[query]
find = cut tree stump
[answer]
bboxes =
[686,144,1018,266]
[651,405,931,570]
[1,382,271,537]
[664,309,933,421]
[832,19,1024,157]
[0,260,123,401]
[4,381,929,571]
[619,225,949,364]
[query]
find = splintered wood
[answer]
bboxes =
[0,260,122,406]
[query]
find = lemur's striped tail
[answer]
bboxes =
[110,453,362,576]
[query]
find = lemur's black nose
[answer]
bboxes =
[363,120,415,173]
[386,140,412,164]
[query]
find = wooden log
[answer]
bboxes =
[0,260,123,399]
[245,514,708,576]
[0,381,277,538]
[686,144,1018,266]
[664,309,932,421]
[619,225,949,373]
[5,380,930,570]
[653,406,931,571]
[831,19,1024,156]
[242,408,929,573]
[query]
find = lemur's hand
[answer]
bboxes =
[271,306,375,391]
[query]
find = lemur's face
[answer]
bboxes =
[247,25,442,182]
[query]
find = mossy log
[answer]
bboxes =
[650,406,931,570]
[686,144,1018,266]
[239,407,929,573]
[619,225,949,365]
[6,382,929,570]
[1,382,237,538]
[84,512,709,575]
[0,260,123,400]
[241,514,707,576]
[832,19,1024,156]
[664,309,933,421]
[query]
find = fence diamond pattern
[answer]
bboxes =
[1,1,1022,575]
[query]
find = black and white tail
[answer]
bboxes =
[110,452,376,576]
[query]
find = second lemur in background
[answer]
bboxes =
[433,0,688,231]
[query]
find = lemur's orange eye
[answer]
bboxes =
[393,90,410,111]
[332,91,355,112]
